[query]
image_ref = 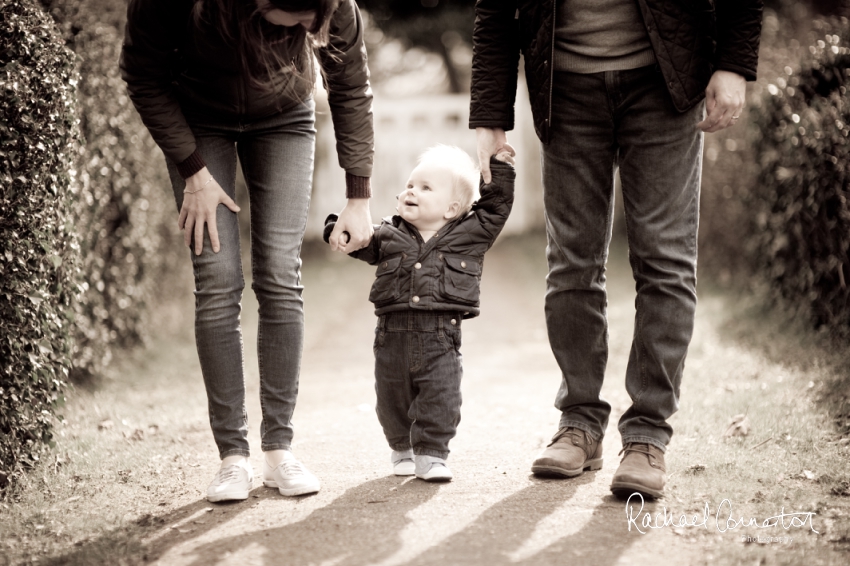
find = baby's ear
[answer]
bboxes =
[444,201,461,219]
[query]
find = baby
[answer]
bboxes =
[324,145,515,481]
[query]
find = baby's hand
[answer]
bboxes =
[495,150,516,166]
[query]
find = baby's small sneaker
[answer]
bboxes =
[207,459,253,502]
[391,449,415,476]
[414,454,453,482]
[263,451,320,496]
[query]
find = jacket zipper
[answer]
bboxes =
[238,72,246,116]
[547,0,556,141]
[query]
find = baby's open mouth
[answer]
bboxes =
[404,200,417,207]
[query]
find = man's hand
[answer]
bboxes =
[697,70,747,133]
[178,166,240,255]
[330,197,372,253]
[476,127,516,183]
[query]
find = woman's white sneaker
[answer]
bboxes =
[391,449,415,476]
[263,451,320,496]
[414,455,453,482]
[207,459,253,502]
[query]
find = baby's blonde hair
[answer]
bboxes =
[417,145,479,215]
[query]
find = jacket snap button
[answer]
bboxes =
[412,296,420,303]
[381,262,387,268]
[414,262,422,269]
[438,254,443,260]
[460,261,467,269]
[450,319,456,325]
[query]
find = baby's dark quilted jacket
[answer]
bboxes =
[324,158,515,318]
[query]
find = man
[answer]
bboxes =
[469,0,763,499]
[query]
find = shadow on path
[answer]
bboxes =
[184,476,441,566]
[42,488,270,566]
[402,473,644,566]
[509,494,651,566]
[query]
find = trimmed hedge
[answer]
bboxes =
[0,0,81,490]
[748,18,850,338]
[45,0,182,380]
[1,0,184,491]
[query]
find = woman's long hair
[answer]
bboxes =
[193,0,338,93]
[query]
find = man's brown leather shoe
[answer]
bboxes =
[610,443,666,500]
[531,427,603,477]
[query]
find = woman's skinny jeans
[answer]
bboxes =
[165,102,315,459]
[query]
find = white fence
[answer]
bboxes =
[307,84,545,240]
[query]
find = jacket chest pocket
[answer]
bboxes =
[441,254,481,305]
[369,255,403,305]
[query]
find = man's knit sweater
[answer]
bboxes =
[554,0,656,73]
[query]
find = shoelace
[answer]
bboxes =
[617,443,663,469]
[617,443,653,458]
[551,427,592,447]
[213,465,244,485]
[277,459,306,477]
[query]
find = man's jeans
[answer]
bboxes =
[542,66,703,452]
[373,311,463,459]
[165,101,316,459]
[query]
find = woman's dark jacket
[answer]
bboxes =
[469,0,764,143]
[120,0,373,196]
[323,159,515,319]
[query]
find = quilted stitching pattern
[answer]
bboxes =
[338,160,516,319]
[470,0,522,130]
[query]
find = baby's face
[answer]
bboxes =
[397,161,460,232]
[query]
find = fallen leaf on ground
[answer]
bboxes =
[723,414,750,437]
[687,464,706,473]
[97,419,114,431]
[125,429,145,441]
[802,469,816,480]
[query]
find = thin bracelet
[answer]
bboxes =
[184,176,214,194]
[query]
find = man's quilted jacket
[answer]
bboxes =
[469,0,764,143]
[323,159,515,318]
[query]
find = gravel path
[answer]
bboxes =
[143,235,702,566]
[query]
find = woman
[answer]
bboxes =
[120,0,374,502]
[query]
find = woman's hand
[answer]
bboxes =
[178,167,241,255]
[697,70,747,133]
[330,198,372,253]
[476,127,516,183]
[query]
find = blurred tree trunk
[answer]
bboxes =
[359,0,474,93]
